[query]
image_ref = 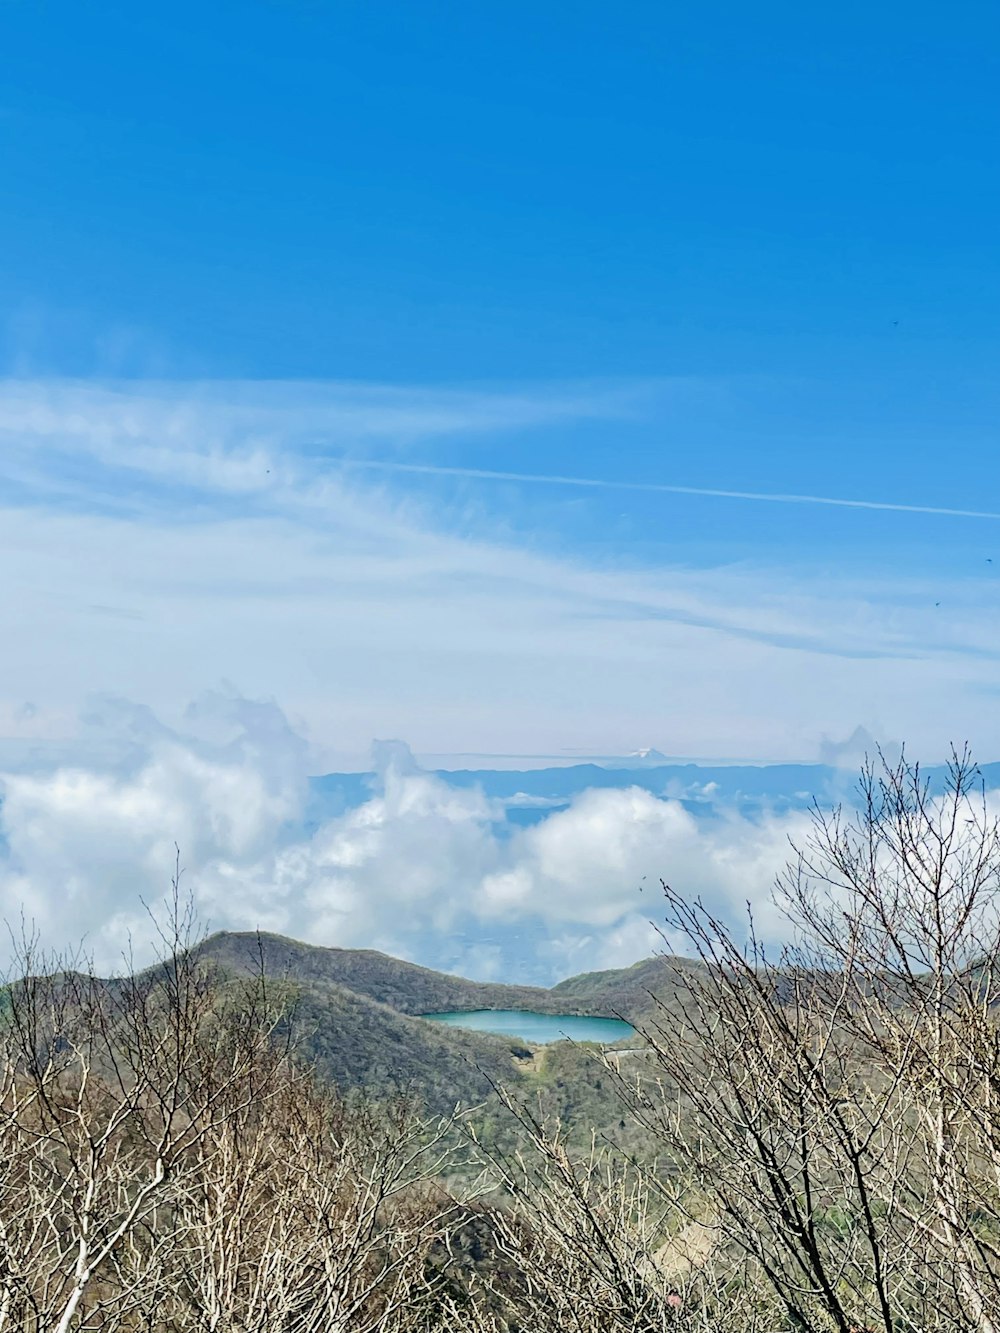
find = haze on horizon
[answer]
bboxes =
[1,1,998,978]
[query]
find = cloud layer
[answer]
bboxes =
[0,694,818,981]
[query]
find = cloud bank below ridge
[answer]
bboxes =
[0,692,822,982]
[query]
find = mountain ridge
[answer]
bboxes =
[193,929,675,1022]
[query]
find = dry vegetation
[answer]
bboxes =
[5,750,1000,1331]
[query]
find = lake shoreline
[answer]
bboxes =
[421,1008,636,1046]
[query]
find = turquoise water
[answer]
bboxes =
[421,1009,635,1045]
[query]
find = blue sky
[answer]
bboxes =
[2,2,1000,971]
[4,4,999,410]
[3,0,1000,765]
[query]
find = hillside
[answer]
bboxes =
[189,931,682,1121]
[190,934,546,1113]
[551,953,706,1023]
[20,932,704,1142]
[274,980,530,1112]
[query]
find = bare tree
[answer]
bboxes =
[462,1083,690,1333]
[0,872,480,1333]
[13,750,1000,1332]
[0,875,290,1332]
[611,747,1000,1333]
[163,1085,471,1333]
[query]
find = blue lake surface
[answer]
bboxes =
[421,1009,635,1045]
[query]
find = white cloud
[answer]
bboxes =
[0,695,819,981]
[2,376,1000,767]
[480,788,813,946]
[0,693,309,960]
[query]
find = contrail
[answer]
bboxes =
[336,458,1000,521]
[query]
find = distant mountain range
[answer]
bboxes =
[603,748,671,766]
[308,758,1000,832]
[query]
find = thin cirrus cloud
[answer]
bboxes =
[0,375,653,497]
[1,376,999,766]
